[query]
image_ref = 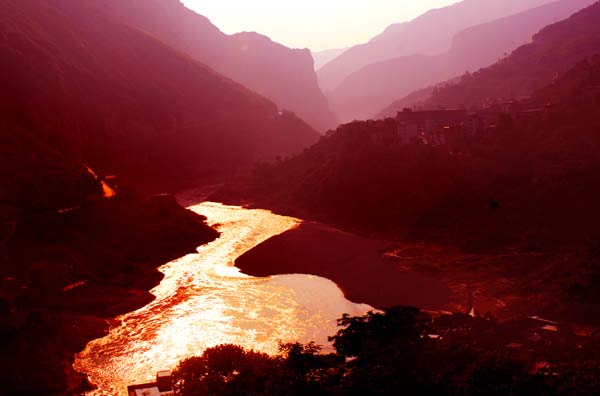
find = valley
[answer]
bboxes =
[2,0,600,394]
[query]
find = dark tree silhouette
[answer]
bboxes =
[173,308,598,396]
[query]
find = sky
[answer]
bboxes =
[181,0,459,51]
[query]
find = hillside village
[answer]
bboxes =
[386,101,551,147]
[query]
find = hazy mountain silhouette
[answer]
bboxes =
[377,86,446,120]
[80,0,336,132]
[317,0,558,93]
[330,0,595,122]
[312,47,349,70]
[0,0,319,191]
[421,1,600,109]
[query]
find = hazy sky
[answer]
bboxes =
[182,0,459,51]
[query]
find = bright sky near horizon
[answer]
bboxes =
[181,0,459,51]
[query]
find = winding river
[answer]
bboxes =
[74,202,372,396]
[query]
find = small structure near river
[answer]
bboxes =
[127,371,173,396]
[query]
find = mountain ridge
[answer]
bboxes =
[420,1,600,109]
[317,0,557,93]
[83,0,337,131]
[0,0,319,191]
[332,0,595,122]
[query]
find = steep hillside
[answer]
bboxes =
[0,118,219,395]
[0,122,101,221]
[82,0,336,131]
[218,56,600,250]
[422,1,600,109]
[0,0,319,191]
[317,0,556,93]
[330,0,594,122]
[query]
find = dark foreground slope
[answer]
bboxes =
[0,0,318,191]
[170,307,600,396]
[0,1,261,393]
[0,120,219,395]
[80,0,337,131]
[216,56,600,324]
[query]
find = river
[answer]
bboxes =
[74,202,372,396]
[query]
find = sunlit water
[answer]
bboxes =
[74,202,372,396]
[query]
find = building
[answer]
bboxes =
[396,109,468,144]
[396,109,468,131]
[515,109,544,126]
[128,371,174,396]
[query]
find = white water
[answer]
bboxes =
[74,202,372,396]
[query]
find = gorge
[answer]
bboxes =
[3,0,600,394]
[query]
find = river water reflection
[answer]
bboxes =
[74,202,372,396]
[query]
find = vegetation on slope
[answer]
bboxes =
[221,55,600,247]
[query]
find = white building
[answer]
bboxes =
[128,371,174,396]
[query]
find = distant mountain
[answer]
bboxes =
[330,0,595,122]
[312,48,349,70]
[377,85,445,120]
[82,0,336,131]
[0,0,319,190]
[422,1,600,109]
[317,0,557,93]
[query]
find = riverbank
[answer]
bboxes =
[0,194,218,396]
[235,221,450,310]
[235,217,600,326]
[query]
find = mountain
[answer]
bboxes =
[0,0,319,191]
[80,0,336,131]
[0,121,101,223]
[317,0,557,93]
[312,47,349,70]
[329,0,595,122]
[215,56,600,326]
[217,54,600,251]
[421,1,600,109]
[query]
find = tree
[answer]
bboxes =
[173,344,277,396]
[328,307,435,396]
[329,307,430,360]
